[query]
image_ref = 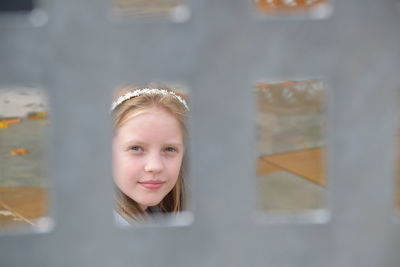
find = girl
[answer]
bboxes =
[111,84,189,224]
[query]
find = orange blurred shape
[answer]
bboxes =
[281,81,296,87]
[27,111,48,120]
[256,0,327,14]
[0,117,21,125]
[256,82,270,89]
[9,148,30,156]
[0,122,9,129]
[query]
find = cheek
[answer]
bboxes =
[170,156,184,181]
[112,141,121,171]
[113,152,135,185]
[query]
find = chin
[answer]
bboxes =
[139,198,163,207]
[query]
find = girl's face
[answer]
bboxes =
[113,107,184,211]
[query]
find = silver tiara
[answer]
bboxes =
[111,88,189,111]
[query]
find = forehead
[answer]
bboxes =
[116,107,183,142]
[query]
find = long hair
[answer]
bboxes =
[112,84,188,222]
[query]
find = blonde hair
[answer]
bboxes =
[112,84,188,222]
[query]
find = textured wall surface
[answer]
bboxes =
[1,0,400,267]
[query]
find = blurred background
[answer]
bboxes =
[255,80,327,212]
[0,87,49,229]
[1,0,399,232]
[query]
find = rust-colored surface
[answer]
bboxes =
[257,159,282,176]
[260,148,326,186]
[255,0,328,14]
[0,202,26,228]
[0,187,48,228]
[9,148,30,156]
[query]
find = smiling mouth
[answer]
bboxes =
[138,181,165,189]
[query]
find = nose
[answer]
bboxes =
[144,152,163,173]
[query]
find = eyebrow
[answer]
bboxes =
[122,140,147,146]
[164,142,184,147]
[122,140,183,146]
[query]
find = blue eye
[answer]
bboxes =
[165,147,177,152]
[130,146,142,151]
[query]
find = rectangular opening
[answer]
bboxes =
[253,0,332,19]
[111,82,192,227]
[111,0,190,23]
[255,79,329,222]
[0,86,52,232]
[0,0,34,13]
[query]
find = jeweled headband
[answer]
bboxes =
[111,88,189,111]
